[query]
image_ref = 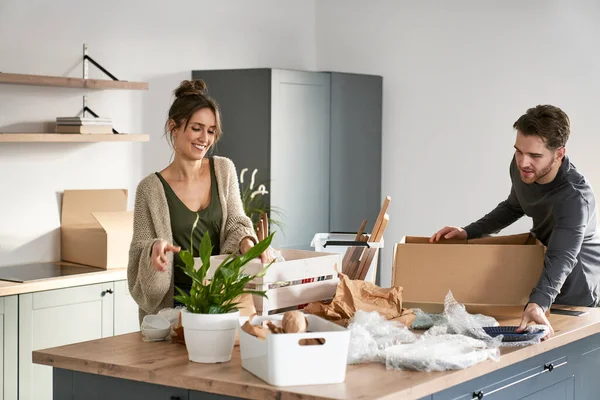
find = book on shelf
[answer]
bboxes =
[56,117,113,126]
[55,125,113,134]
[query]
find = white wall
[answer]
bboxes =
[3,0,599,289]
[315,0,600,286]
[0,0,316,267]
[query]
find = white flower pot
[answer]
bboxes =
[180,309,240,363]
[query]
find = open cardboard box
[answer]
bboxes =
[393,233,545,309]
[61,189,133,269]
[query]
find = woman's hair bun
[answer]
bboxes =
[174,79,207,99]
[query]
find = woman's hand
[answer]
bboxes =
[240,237,274,264]
[151,240,181,272]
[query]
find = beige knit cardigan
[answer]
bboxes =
[127,156,258,321]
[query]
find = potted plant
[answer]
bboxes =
[175,214,274,363]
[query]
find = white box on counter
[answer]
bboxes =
[200,249,341,315]
[238,314,350,386]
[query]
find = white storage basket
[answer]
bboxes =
[238,314,350,386]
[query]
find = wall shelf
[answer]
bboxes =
[0,133,150,143]
[0,72,148,90]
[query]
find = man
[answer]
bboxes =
[430,105,600,339]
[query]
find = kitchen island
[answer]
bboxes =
[33,306,600,400]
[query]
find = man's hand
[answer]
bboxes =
[429,226,468,243]
[151,240,181,272]
[517,302,554,340]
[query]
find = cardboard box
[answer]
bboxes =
[392,233,545,306]
[61,189,133,269]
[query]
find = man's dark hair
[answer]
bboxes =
[513,105,570,150]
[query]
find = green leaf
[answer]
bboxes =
[237,233,274,266]
[196,233,213,281]
[218,263,237,281]
[174,285,192,307]
[208,304,224,314]
[179,250,193,267]
[252,262,273,278]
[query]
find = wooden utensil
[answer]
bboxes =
[356,214,389,280]
[373,196,391,234]
[342,219,368,272]
[349,196,391,280]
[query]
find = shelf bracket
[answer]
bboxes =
[82,95,119,134]
[83,43,120,81]
[81,44,120,134]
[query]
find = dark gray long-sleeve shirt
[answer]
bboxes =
[464,155,600,310]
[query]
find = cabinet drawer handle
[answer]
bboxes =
[170,397,181,400]
[472,361,567,398]
[101,289,114,296]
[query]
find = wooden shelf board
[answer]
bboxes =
[0,133,150,143]
[0,72,148,90]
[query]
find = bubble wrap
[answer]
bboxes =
[441,291,498,341]
[347,310,417,364]
[346,291,550,371]
[424,292,549,348]
[384,334,500,372]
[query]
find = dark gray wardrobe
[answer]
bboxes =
[192,68,382,251]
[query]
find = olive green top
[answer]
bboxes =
[155,157,223,292]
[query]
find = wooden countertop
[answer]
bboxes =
[33,305,600,400]
[0,264,127,296]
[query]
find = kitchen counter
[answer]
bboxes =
[33,305,600,400]
[0,263,127,296]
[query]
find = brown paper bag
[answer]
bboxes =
[304,273,415,327]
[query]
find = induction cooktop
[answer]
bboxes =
[0,262,102,283]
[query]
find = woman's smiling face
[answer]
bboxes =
[172,107,217,161]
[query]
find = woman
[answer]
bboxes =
[128,79,271,320]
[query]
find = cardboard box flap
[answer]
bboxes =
[62,189,128,226]
[91,211,134,234]
[403,236,465,244]
[468,233,536,245]
[402,232,536,246]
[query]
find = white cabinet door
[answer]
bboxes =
[19,283,114,400]
[114,280,141,335]
[0,296,17,400]
[270,69,331,250]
